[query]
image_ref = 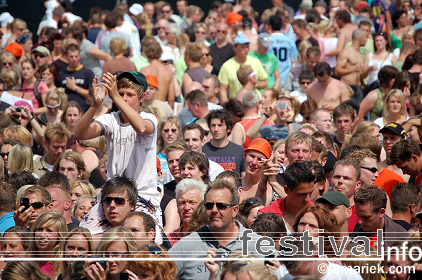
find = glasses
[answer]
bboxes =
[34,54,47,58]
[300,81,311,85]
[217,30,227,34]
[204,130,210,136]
[141,245,162,255]
[102,196,127,206]
[202,85,210,89]
[30,202,45,209]
[163,128,178,133]
[2,62,12,66]
[162,9,171,13]
[46,103,61,110]
[196,31,205,34]
[0,152,8,158]
[361,166,378,173]
[204,202,235,210]
[157,26,166,30]
[12,114,27,120]
[244,197,262,208]
[202,53,210,57]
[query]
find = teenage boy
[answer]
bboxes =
[75,71,160,239]
[290,70,313,104]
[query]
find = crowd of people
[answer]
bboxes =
[2,0,422,279]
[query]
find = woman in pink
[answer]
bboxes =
[21,58,49,115]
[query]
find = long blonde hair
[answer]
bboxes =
[8,143,34,174]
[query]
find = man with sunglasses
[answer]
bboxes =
[343,148,380,186]
[209,23,234,81]
[14,186,52,229]
[169,179,264,280]
[32,46,51,69]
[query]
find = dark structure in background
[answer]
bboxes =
[1,0,299,42]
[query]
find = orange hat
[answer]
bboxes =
[156,156,162,174]
[227,12,242,25]
[4,42,23,58]
[245,138,272,159]
[146,74,158,89]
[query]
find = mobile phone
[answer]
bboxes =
[14,106,21,112]
[120,272,129,280]
[277,102,287,109]
[264,254,275,266]
[20,198,30,213]
[98,260,107,269]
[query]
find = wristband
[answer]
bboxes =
[30,116,34,121]
[74,86,79,92]
[263,112,270,119]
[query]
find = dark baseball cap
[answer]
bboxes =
[316,191,350,208]
[117,71,148,90]
[379,122,406,137]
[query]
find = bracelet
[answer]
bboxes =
[263,112,270,119]
[30,116,34,121]
[74,86,78,92]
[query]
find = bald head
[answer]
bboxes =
[186,81,203,94]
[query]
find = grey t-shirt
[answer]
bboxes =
[80,39,103,78]
[169,221,268,280]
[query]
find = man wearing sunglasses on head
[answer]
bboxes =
[169,179,265,280]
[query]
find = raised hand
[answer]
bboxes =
[101,72,119,100]
[91,77,105,107]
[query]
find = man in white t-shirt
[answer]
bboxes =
[75,71,160,236]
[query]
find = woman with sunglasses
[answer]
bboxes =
[57,227,94,280]
[126,245,177,280]
[195,23,210,47]
[365,32,397,87]
[238,197,264,228]
[85,226,138,280]
[29,211,68,279]
[37,88,65,130]
[199,43,213,74]
[157,116,182,184]
[21,59,49,115]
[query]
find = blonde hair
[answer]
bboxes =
[1,68,20,90]
[110,36,127,56]
[384,89,407,116]
[8,143,34,174]
[137,13,153,36]
[157,116,182,153]
[3,125,32,146]
[2,261,49,280]
[70,180,96,198]
[317,20,332,34]
[298,40,312,63]
[46,88,67,110]
[71,195,95,217]
[238,263,277,280]
[96,226,137,257]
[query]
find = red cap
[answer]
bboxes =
[146,74,158,89]
[227,12,242,25]
[244,138,272,159]
[5,42,23,58]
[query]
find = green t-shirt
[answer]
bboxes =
[175,56,188,84]
[248,51,279,89]
[133,55,150,71]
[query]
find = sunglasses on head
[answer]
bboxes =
[244,197,262,208]
[46,103,60,110]
[102,196,127,206]
[204,202,235,210]
[361,166,378,173]
[141,245,162,255]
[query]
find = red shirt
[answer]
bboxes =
[348,205,359,233]
[259,196,313,218]
[237,116,274,148]
[168,225,185,247]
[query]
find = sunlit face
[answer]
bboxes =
[202,78,216,100]
[387,96,402,114]
[144,86,157,102]
[286,141,311,163]
[119,87,142,114]
[374,35,387,51]
[244,150,266,176]
[2,233,26,258]
[274,143,286,166]
[21,62,36,80]
[195,27,207,42]
[48,187,68,215]
[332,164,360,199]
[210,118,228,141]
[181,162,204,181]
[234,43,250,59]
[105,241,129,276]
[316,74,330,87]
[64,234,90,259]
[59,159,80,184]
[74,197,93,221]
[103,189,134,227]
[407,126,420,143]
[359,157,379,185]
[71,186,84,206]
[205,188,239,232]
[67,50,81,69]
[41,68,55,86]
[297,212,319,238]
[314,111,332,133]
[184,128,203,152]
[1,144,12,170]
[46,98,60,116]
[167,150,184,180]
[35,224,58,252]
[285,182,314,209]
[200,48,210,66]
[177,188,202,222]
[335,115,353,135]
[161,123,179,145]
[124,215,153,248]
[261,90,274,109]
[25,192,49,227]
[371,127,382,142]
[65,107,81,128]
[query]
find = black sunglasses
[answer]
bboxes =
[0,152,8,158]
[102,196,126,206]
[360,166,378,173]
[244,197,262,208]
[204,202,235,210]
[30,202,45,209]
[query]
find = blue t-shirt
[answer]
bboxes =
[269,33,298,84]
[260,123,301,140]
[0,212,15,236]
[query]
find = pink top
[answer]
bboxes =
[22,79,49,109]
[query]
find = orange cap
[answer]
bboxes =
[146,74,158,89]
[227,12,242,25]
[4,42,23,58]
[244,138,272,159]
[156,156,162,174]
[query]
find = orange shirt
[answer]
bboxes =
[374,168,404,198]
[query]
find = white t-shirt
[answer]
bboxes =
[276,262,363,280]
[95,111,160,205]
[117,20,141,58]
[162,159,225,184]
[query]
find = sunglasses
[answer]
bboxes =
[202,53,210,57]
[163,128,178,133]
[30,202,45,209]
[0,152,8,158]
[34,54,47,58]
[12,114,27,120]
[157,26,166,30]
[162,9,171,13]
[244,197,262,207]
[141,245,162,255]
[2,62,13,66]
[217,30,227,34]
[196,31,206,34]
[102,196,127,206]
[46,103,61,110]
[360,166,378,173]
[204,202,235,210]
[300,81,311,85]
[202,85,210,89]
